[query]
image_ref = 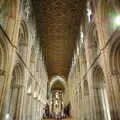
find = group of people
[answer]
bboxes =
[43,113,69,119]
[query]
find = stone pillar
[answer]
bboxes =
[93,85,111,120]
[21,89,29,120]
[76,88,79,120]
[4,85,21,120]
[32,98,35,120]
[83,95,90,120]
[93,87,102,120]
[32,97,38,120]
[26,95,32,120]
[0,0,23,118]
[109,73,120,119]
[36,100,40,120]
[13,85,24,120]
[80,95,84,120]
[35,99,37,120]
[90,91,95,120]
[0,69,5,114]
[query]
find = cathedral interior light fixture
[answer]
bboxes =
[5,113,10,120]
[33,91,37,99]
[38,95,41,101]
[27,87,32,95]
[114,15,120,26]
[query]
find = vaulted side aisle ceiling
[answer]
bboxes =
[32,0,86,79]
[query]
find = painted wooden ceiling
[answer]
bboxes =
[32,0,86,79]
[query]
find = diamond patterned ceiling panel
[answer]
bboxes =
[32,0,86,79]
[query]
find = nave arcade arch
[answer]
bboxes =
[93,65,111,120]
[109,34,120,92]
[108,32,120,119]
[6,63,24,120]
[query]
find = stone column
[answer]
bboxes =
[32,97,38,120]
[93,87,102,120]
[0,69,5,114]
[0,0,22,117]
[78,86,81,120]
[35,99,37,120]
[76,88,79,120]
[93,85,111,120]
[83,95,90,120]
[109,73,120,119]
[26,94,32,120]
[12,85,24,120]
[36,100,38,120]
[38,101,40,120]
[36,100,40,120]
[19,83,28,120]
[32,98,35,120]
[5,85,20,120]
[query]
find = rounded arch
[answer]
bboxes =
[49,76,67,105]
[49,76,67,92]
[93,65,105,87]
[84,80,89,96]
[51,80,65,91]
